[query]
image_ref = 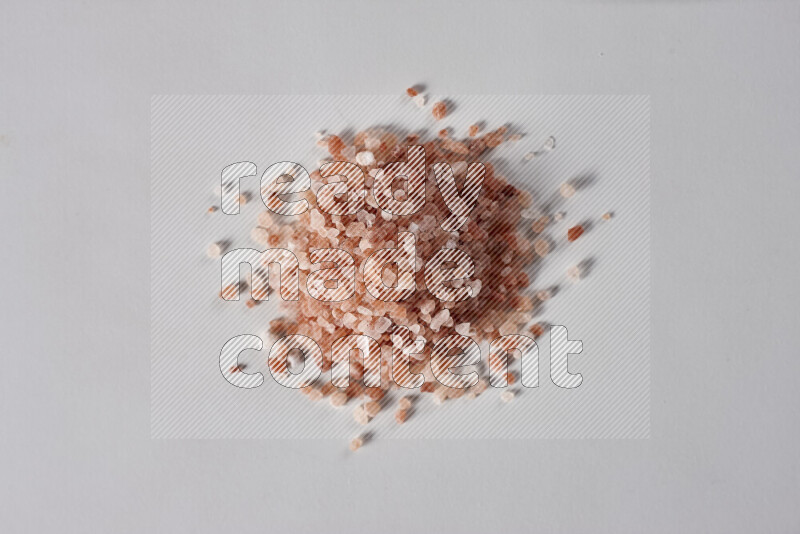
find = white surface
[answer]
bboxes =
[149,95,650,439]
[1,1,799,532]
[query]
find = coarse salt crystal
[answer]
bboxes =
[206,242,224,258]
[356,151,376,166]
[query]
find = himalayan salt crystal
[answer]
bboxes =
[327,135,346,156]
[364,137,381,151]
[567,225,584,242]
[342,312,357,329]
[365,401,381,418]
[314,130,326,140]
[505,372,517,385]
[432,101,447,120]
[499,320,518,336]
[219,284,238,300]
[529,323,545,338]
[523,152,536,161]
[509,134,522,142]
[602,211,613,221]
[413,94,426,108]
[257,211,276,227]
[421,382,435,393]
[245,299,258,309]
[355,151,376,166]
[406,87,418,97]
[365,387,385,401]
[447,387,465,400]
[430,309,450,332]
[353,405,370,425]
[468,124,480,137]
[484,130,504,148]
[330,390,347,407]
[531,216,549,233]
[346,382,365,399]
[250,227,270,246]
[309,209,325,231]
[442,138,470,155]
[455,322,471,336]
[438,128,448,139]
[356,305,372,317]
[395,409,408,424]
[419,300,435,315]
[237,193,248,205]
[269,317,296,336]
[500,391,515,403]
[567,264,584,282]
[543,136,556,151]
[349,436,364,452]
[432,386,448,405]
[536,289,552,302]
[515,296,534,312]
[373,316,392,334]
[207,206,217,213]
[206,242,224,258]
[559,182,576,198]
[533,238,551,258]
[554,211,565,221]
[307,388,323,402]
[320,382,336,397]
[398,397,412,411]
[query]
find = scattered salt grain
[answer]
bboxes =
[500,391,515,403]
[330,391,348,408]
[349,436,364,451]
[353,405,370,425]
[432,101,447,120]
[559,182,575,198]
[365,400,381,418]
[567,264,584,282]
[567,225,584,242]
[206,242,224,258]
[533,238,551,258]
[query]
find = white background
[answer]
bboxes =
[1,1,798,532]
[150,95,650,439]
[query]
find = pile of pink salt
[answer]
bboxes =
[211,90,611,450]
